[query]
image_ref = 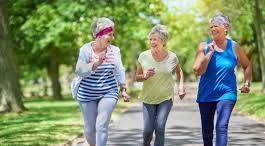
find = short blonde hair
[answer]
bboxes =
[148,24,169,46]
[91,17,114,38]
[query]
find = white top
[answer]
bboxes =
[75,42,126,85]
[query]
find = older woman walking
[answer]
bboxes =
[193,13,252,146]
[74,17,129,146]
[136,24,186,146]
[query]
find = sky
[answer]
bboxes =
[163,0,197,12]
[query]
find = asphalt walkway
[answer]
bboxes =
[69,83,265,146]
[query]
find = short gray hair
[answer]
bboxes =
[91,17,114,38]
[210,12,231,34]
[149,24,169,46]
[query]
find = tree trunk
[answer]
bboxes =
[254,0,265,92]
[43,77,48,96]
[129,45,137,87]
[0,0,26,112]
[47,49,62,100]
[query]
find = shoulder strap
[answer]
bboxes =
[228,38,238,60]
[204,39,213,55]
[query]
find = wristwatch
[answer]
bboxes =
[120,87,127,93]
[143,74,148,80]
[243,82,250,87]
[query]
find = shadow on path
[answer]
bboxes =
[69,83,265,146]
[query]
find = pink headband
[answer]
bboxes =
[96,27,113,38]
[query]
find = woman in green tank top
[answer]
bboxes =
[136,24,186,146]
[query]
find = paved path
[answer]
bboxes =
[69,83,265,146]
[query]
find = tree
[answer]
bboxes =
[9,0,86,100]
[0,0,26,112]
[196,0,265,90]
[9,0,167,96]
[254,0,265,92]
[220,0,265,91]
[160,12,206,80]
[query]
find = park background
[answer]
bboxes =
[0,0,265,145]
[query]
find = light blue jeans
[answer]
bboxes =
[79,98,117,146]
[142,99,173,146]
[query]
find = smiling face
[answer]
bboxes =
[98,32,114,48]
[149,33,164,50]
[210,23,227,39]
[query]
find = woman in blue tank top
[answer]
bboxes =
[193,13,252,146]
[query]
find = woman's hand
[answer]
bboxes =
[144,68,156,80]
[97,53,106,65]
[120,86,130,102]
[240,84,250,93]
[121,90,130,102]
[178,88,186,100]
[92,53,106,70]
[208,41,215,52]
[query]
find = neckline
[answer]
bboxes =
[90,42,108,55]
[150,49,169,63]
[214,39,229,53]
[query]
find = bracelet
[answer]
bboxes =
[120,87,126,93]
[178,88,185,93]
[243,82,250,87]
[178,88,185,91]
[143,74,147,80]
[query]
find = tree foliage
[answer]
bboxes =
[8,0,167,97]
[8,0,265,99]
[194,0,264,85]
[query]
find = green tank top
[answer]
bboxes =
[138,50,179,104]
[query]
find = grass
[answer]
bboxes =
[235,82,265,121]
[2,83,263,146]
[0,96,128,146]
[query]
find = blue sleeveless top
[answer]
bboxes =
[197,39,238,102]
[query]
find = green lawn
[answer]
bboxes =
[0,96,128,146]
[1,84,263,146]
[236,82,265,121]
